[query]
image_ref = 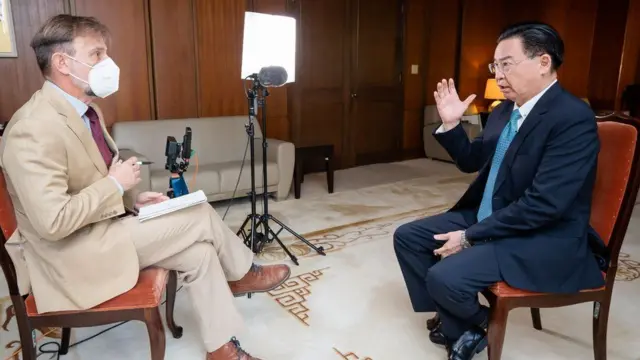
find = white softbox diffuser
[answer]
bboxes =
[241,12,296,83]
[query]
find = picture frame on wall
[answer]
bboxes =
[0,0,17,58]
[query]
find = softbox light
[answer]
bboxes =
[241,11,296,84]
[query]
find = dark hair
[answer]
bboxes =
[497,22,564,72]
[30,14,111,75]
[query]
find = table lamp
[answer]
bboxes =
[484,79,505,112]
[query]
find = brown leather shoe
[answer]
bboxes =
[207,337,261,360]
[228,263,291,296]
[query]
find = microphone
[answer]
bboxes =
[257,66,288,87]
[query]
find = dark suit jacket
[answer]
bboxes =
[434,82,606,293]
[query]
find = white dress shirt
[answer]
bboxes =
[436,79,558,133]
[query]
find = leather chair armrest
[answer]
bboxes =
[265,139,294,201]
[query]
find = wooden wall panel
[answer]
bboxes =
[194,0,247,117]
[249,0,290,141]
[149,0,198,119]
[0,0,66,122]
[616,0,640,109]
[457,0,509,110]
[1,0,637,157]
[556,0,598,98]
[588,0,630,110]
[423,0,461,105]
[75,0,153,127]
[402,0,427,152]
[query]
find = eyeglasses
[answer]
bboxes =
[488,58,527,74]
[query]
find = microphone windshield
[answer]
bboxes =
[257,66,288,87]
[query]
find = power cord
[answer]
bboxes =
[32,285,183,360]
[222,134,251,220]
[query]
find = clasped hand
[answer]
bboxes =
[433,230,465,258]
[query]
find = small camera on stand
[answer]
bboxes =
[165,127,192,198]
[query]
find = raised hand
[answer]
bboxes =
[433,78,476,130]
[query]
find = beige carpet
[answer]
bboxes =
[1,159,639,360]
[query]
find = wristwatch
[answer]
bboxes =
[460,231,472,249]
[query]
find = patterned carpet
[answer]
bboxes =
[1,168,640,359]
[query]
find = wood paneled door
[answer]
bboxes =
[348,0,404,166]
[289,0,405,169]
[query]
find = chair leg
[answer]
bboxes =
[593,300,610,360]
[144,307,166,360]
[165,270,183,339]
[487,299,509,360]
[59,327,71,354]
[16,318,36,360]
[530,308,542,330]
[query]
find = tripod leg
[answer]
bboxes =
[268,215,326,256]
[266,226,299,266]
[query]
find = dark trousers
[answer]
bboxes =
[393,210,502,340]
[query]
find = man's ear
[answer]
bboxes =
[51,53,71,76]
[539,54,552,74]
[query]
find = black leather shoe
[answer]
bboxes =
[428,324,446,345]
[448,326,487,360]
[426,313,440,331]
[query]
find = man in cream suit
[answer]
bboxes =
[0,14,289,360]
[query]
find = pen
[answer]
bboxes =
[136,161,153,165]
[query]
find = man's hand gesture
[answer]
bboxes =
[433,78,476,131]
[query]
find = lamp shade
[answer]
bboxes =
[484,79,505,100]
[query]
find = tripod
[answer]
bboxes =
[236,77,326,265]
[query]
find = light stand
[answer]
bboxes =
[236,76,326,265]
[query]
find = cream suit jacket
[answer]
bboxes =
[0,81,141,313]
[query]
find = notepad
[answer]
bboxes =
[138,190,208,222]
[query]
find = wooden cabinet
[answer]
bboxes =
[288,0,405,169]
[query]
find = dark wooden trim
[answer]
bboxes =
[397,0,407,153]
[143,0,157,120]
[191,0,202,117]
[453,0,465,83]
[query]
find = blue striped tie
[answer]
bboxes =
[477,108,521,221]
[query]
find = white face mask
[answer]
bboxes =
[65,55,120,98]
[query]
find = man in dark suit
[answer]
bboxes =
[393,22,606,360]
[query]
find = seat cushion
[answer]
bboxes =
[213,160,280,193]
[150,165,221,196]
[489,278,605,298]
[26,267,169,316]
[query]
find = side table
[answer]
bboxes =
[294,145,334,199]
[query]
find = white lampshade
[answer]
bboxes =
[241,12,296,83]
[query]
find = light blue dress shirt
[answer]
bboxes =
[48,81,124,194]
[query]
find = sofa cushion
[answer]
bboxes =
[111,117,264,171]
[150,165,221,196]
[211,160,280,193]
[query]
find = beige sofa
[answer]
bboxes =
[111,116,295,202]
